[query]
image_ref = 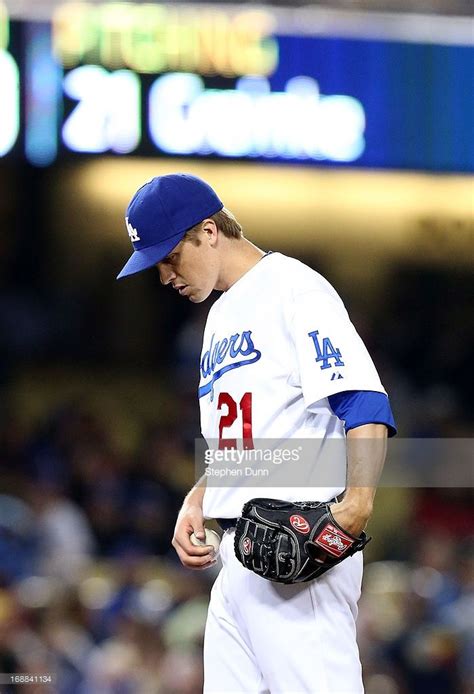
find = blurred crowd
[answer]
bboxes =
[0,405,210,694]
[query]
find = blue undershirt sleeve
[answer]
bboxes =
[327,390,397,437]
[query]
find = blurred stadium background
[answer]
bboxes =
[0,0,473,692]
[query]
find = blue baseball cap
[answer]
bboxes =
[117,173,224,279]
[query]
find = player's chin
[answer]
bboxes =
[187,288,210,303]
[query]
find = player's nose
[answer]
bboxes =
[157,263,175,286]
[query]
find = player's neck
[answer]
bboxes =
[215,238,266,292]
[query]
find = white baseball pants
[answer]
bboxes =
[203,529,364,694]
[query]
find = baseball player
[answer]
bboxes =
[117,174,396,693]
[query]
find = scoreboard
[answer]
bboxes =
[1,1,473,171]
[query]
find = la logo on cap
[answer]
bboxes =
[126,217,140,243]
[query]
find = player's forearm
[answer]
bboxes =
[331,423,388,535]
[345,422,387,500]
[182,475,207,509]
[344,423,388,514]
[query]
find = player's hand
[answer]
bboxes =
[172,504,217,570]
[329,499,370,538]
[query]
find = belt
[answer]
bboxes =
[216,518,238,532]
[216,493,345,532]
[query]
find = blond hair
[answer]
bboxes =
[184,207,243,245]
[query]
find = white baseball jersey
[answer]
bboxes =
[199,252,386,519]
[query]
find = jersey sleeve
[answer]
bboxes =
[328,390,397,437]
[288,288,386,408]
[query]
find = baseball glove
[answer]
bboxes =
[234,498,370,584]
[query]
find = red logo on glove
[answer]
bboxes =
[290,515,310,534]
[314,523,353,557]
[243,537,252,555]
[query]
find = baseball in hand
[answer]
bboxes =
[190,528,221,556]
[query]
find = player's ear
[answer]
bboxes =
[201,218,219,247]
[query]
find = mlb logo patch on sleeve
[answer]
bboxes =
[314,523,353,557]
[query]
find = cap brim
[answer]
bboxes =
[116,231,185,279]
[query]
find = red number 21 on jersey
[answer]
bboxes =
[217,392,254,450]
